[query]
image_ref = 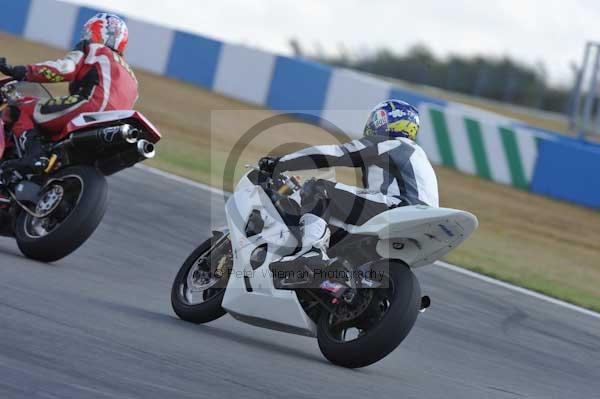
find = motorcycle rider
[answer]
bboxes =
[0,13,137,176]
[259,99,439,266]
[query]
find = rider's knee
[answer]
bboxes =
[301,178,332,217]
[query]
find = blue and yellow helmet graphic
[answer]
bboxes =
[363,99,420,141]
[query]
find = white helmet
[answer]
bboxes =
[81,13,128,54]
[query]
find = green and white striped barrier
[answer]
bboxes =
[417,104,538,189]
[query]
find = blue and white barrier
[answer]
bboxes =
[1,0,599,208]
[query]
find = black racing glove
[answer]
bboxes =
[258,156,280,177]
[0,58,11,76]
[0,58,27,81]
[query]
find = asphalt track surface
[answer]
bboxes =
[0,167,599,399]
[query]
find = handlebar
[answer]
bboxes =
[0,80,17,104]
[245,164,302,197]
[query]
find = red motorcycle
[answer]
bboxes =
[0,78,161,262]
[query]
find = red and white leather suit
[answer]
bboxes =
[10,40,138,138]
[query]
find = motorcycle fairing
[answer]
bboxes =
[222,173,318,337]
[220,170,478,337]
[331,205,478,268]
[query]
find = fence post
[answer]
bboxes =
[581,48,600,139]
[570,43,591,134]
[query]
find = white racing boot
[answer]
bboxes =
[298,213,331,259]
[269,213,334,289]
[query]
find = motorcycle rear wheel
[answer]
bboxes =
[317,262,421,368]
[15,165,108,262]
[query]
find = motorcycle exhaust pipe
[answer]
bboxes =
[66,124,140,147]
[96,139,156,176]
[419,295,431,313]
[121,125,141,144]
[137,139,155,159]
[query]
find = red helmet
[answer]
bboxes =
[82,13,128,54]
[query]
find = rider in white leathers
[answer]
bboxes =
[259,99,439,265]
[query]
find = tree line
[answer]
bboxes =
[295,41,572,114]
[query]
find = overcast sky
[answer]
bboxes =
[63,0,599,86]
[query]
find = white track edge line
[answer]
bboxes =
[435,261,600,319]
[136,164,600,320]
[135,164,227,195]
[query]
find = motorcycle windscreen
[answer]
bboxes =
[11,82,54,102]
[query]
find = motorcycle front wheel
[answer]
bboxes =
[15,165,108,262]
[317,262,421,368]
[171,232,232,324]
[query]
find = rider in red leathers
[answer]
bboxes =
[0,13,138,175]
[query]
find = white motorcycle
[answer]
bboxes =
[171,166,478,368]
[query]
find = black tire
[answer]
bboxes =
[15,165,108,263]
[317,263,421,368]
[171,234,231,324]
